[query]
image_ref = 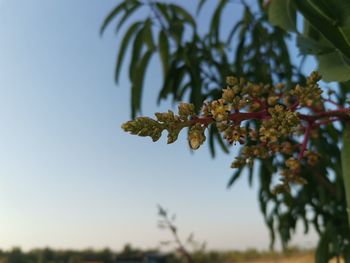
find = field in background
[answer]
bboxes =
[236,251,343,263]
[0,247,345,263]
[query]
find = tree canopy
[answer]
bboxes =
[102,1,350,262]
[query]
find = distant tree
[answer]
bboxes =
[103,0,350,262]
[7,248,27,263]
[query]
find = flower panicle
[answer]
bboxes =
[122,71,349,194]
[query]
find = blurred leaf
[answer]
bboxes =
[170,4,195,28]
[158,30,169,76]
[227,167,243,188]
[196,0,207,15]
[318,51,350,82]
[143,20,155,50]
[155,2,171,22]
[315,226,331,263]
[115,22,143,83]
[131,50,153,117]
[210,0,227,43]
[294,0,350,60]
[100,1,126,35]
[129,25,145,81]
[268,0,296,31]
[115,2,142,33]
[342,125,350,226]
[248,162,254,187]
[157,205,167,217]
[226,21,244,45]
[296,35,334,56]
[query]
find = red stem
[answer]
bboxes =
[324,98,342,108]
[315,117,341,126]
[191,110,269,126]
[229,110,268,124]
[299,123,312,160]
[299,108,349,122]
[291,101,299,111]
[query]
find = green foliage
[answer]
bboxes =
[105,0,350,262]
[269,0,350,82]
[268,0,296,31]
[342,125,350,226]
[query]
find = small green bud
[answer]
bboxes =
[188,124,206,150]
[226,76,237,86]
[178,103,195,118]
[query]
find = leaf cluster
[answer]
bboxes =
[268,0,350,82]
[105,0,350,262]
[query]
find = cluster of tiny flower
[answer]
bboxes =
[122,72,350,193]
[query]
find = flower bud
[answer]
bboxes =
[188,124,206,150]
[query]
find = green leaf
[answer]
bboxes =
[129,24,146,81]
[210,0,227,43]
[248,162,254,187]
[158,30,169,76]
[115,2,142,33]
[317,51,350,82]
[268,0,296,31]
[155,3,171,23]
[341,125,350,227]
[196,0,207,15]
[170,4,195,28]
[294,0,350,59]
[115,22,143,83]
[226,21,243,45]
[296,35,334,55]
[208,125,216,157]
[100,2,126,35]
[143,20,155,50]
[215,131,229,154]
[227,167,243,188]
[315,225,331,263]
[131,50,153,117]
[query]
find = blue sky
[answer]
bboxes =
[0,0,317,251]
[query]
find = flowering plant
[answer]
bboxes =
[123,72,350,193]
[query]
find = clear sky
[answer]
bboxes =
[0,0,317,252]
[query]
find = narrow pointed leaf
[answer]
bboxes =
[170,4,195,28]
[100,2,126,35]
[115,2,142,33]
[342,125,350,227]
[143,19,155,50]
[227,167,243,188]
[158,30,169,76]
[196,0,207,15]
[210,0,227,42]
[115,22,143,83]
[131,50,153,117]
[129,24,146,81]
